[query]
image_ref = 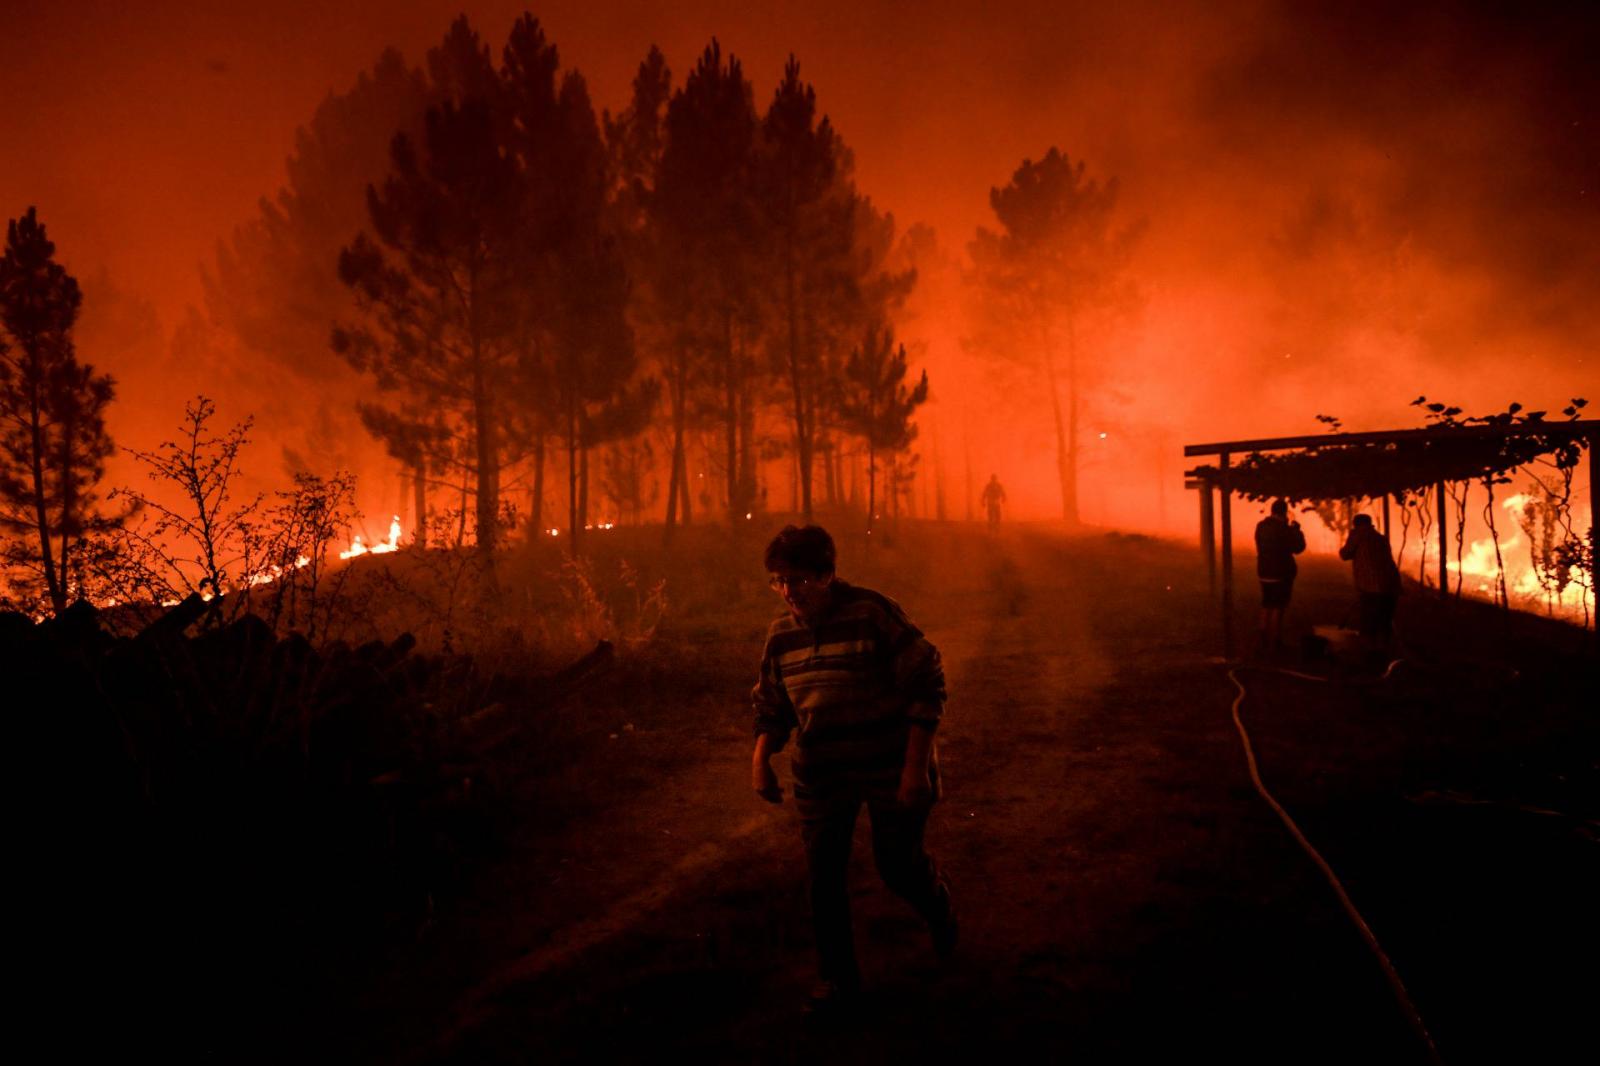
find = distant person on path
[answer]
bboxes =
[1340,513,1401,657]
[751,524,956,1015]
[980,474,1007,529]
[1254,499,1306,656]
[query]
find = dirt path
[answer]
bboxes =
[330,526,1585,1064]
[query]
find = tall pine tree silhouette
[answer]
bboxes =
[0,208,119,613]
[335,18,525,559]
[835,323,927,537]
[654,40,762,524]
[756,57,845,522]
[607,47,694,539]
[967,149,1140,526]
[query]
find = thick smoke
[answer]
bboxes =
[2,1,1594,531]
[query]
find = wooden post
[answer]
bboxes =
[1220,453,1234,659]
[1436,480,1448,600]
[1199,478,1216,596]
[1382,494,1391,539]
[1590,434,1598,641]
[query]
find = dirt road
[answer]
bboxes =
[330,525,1593,1065]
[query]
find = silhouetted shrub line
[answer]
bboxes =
[10,595,613,1049]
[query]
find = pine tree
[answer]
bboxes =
[967,149,1140,526]
[654,41,762,525]
[606,48,695,538]
[834,323,928,537]
[0,208,120,613]
[502,18,652,554]
[334,17,524,559]
[756,57,845,522]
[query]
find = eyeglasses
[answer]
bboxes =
[768,573,822,592]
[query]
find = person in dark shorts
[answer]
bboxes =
[1254,499,1306,655]
[1340,513,1401,657]
[751,524,956,1015]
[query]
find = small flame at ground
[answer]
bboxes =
[341,516,403,560]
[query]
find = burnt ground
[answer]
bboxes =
[299,524,1594,1065]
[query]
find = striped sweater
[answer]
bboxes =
[752,580,945,790]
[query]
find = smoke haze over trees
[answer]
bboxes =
[1,1,1595,533]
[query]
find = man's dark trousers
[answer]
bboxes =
[798,790,949,984]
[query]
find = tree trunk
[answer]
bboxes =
[531,434,545,534]
[473,365,499,555]
[821,436,837,508]
[738,339,756,520]
[665,432,681,531]
[57,405,76,603]
[866,439,877,537]
[664,350,690,541]
[964,422,974,521]
[723,316,739,523]
[413,454,428,549]
[27,372,64,613]
[579,441,590,536]
[567,397,581,556]
[665,367,682,527]
[1042,331,1079,526]
[680,438,693,524]
[784,241,813,521]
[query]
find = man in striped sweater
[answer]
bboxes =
[751,524,956,1013]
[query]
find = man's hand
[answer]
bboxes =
[897,765,933,809]
[752,746,783,804]
[898,719,936,808]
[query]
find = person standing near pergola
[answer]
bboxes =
[1254,499,1305,657]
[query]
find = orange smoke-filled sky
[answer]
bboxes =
[2,0,1596,526]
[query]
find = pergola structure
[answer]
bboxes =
[1184,420,1599,658]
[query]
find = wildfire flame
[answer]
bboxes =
[341,516,403,560]
[1439,494,1591,614]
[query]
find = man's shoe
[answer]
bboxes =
[804,978,860,1016]
[929,884,958,960]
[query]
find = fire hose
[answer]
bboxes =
[1225,661,1444,1066]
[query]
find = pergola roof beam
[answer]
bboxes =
[1184,420,1600,458]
